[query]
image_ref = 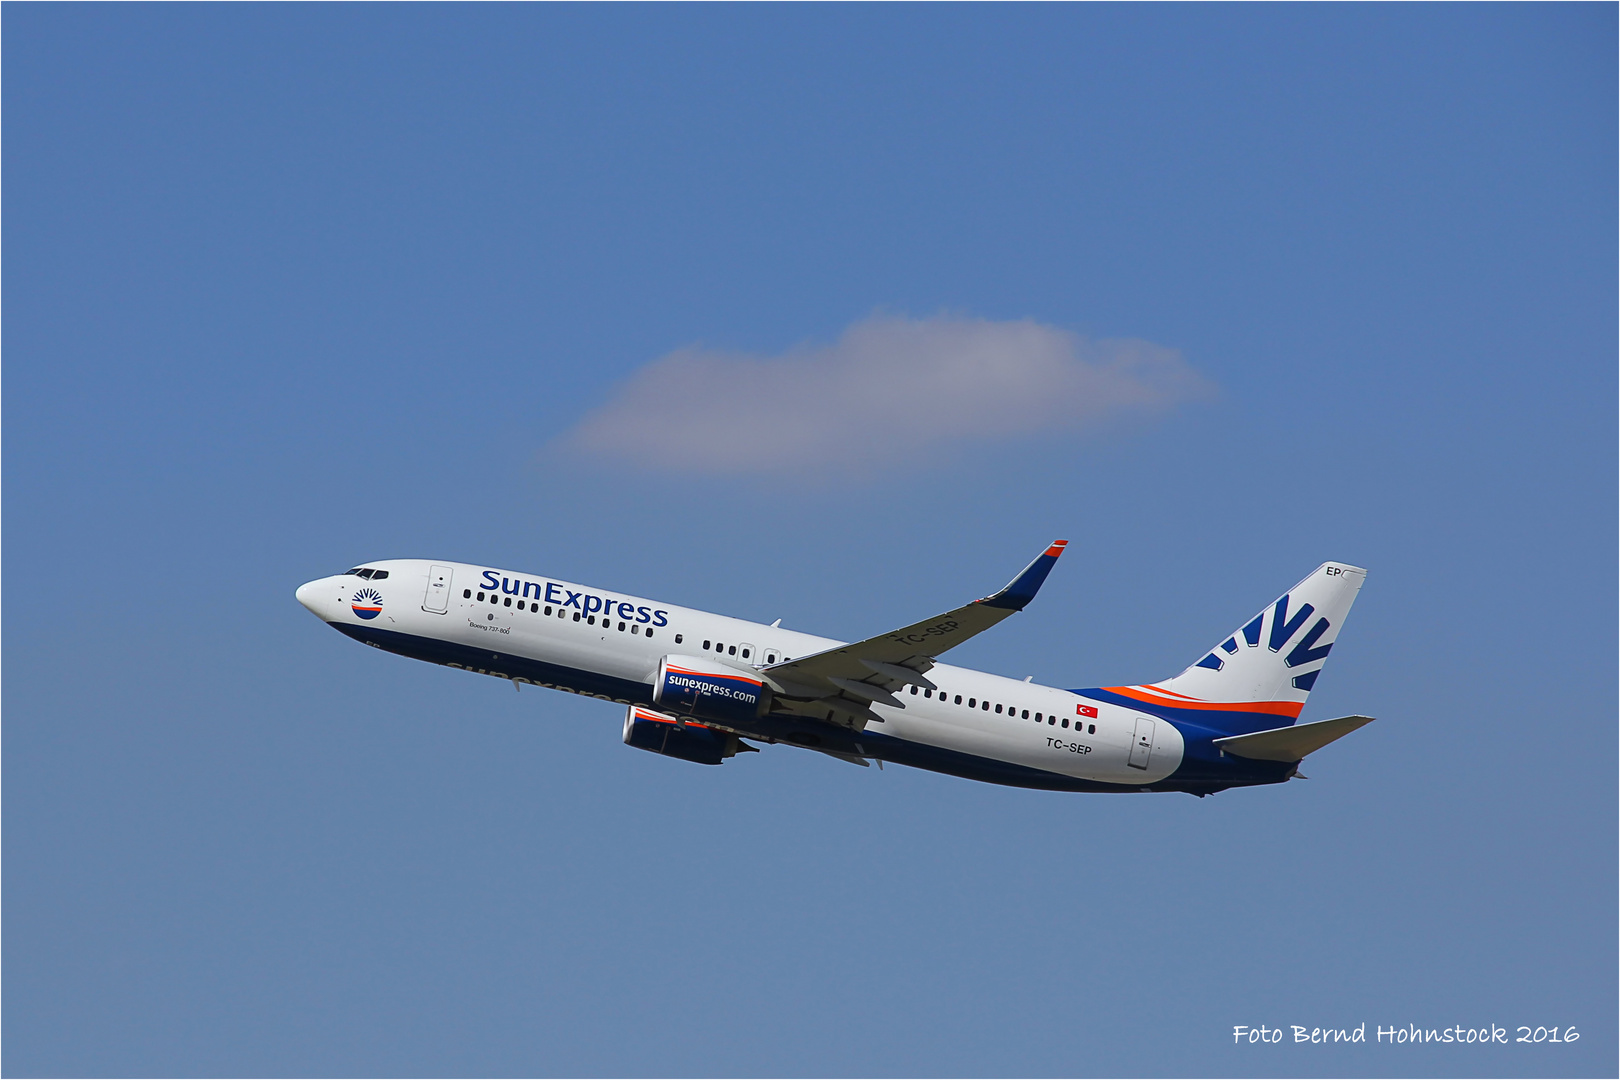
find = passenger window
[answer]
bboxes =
[741,648,750,659]
[968,698,976,708]
[619,621,626,631]
[1088,724,1096,734]
[1048,716,1056,725]
[646,630,654,639]
[703,640,711,650]
[632,625,640,635]
[477,592,486,601]
[1062,718,1069,728]
[982,700,990,711]
[955,695,962,705]
[504,597,512,607]
[728,646,736,656]
[587,615,596,625]
[463,589,472,599]
[1035,713,1042,722]
[1021,709,1029,719]
[517,601,526,610]
[909,685,918,695]
[675,634,684,644]
[573,612,581,622]
[545,606,552,615]
[995,704,1002,714]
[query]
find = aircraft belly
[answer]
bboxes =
[517,632,649,691]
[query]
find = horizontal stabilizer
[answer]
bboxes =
[1212,714,1375,762]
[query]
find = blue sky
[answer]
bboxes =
[5,6,1614,1077]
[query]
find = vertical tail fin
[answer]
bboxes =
[1105,562,1367,735]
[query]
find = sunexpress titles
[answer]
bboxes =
[479,570,669,626]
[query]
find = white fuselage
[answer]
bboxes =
[296,559,1186,788]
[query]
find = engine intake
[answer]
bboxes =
[652,654,768,725]
[622,706,741,766]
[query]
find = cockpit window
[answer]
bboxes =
[344,568,363,576]
[370,570,388,580]
[343,567,386,579]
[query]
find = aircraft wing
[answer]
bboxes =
[760,541,1067,728]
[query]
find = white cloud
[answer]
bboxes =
[557,313,1213,476]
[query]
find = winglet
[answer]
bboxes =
[979,540,1068,611]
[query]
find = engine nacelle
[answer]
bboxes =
[652,654,768,725]
[622,706,739,766]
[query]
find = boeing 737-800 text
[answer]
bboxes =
[295,544,1372,795]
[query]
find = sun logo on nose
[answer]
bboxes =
[351,587,383,620]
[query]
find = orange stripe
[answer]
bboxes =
[1045,540,1069,556]
[1104,685,1303,719]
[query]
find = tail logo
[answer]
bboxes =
[1194,591,1333,680]
[351,587,384,620]
[1269,594,1315,653]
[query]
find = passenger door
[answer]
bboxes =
[422,565,453,614]
[1127,716,1155,770]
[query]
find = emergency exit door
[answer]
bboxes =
[1127,716,1155,770]
[422,565,453,614]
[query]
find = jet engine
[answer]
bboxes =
[651,654,769,725]
[622,706,746,766]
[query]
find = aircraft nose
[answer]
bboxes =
[296,579,326,618]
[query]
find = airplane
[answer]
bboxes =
[294,543,1372,795]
